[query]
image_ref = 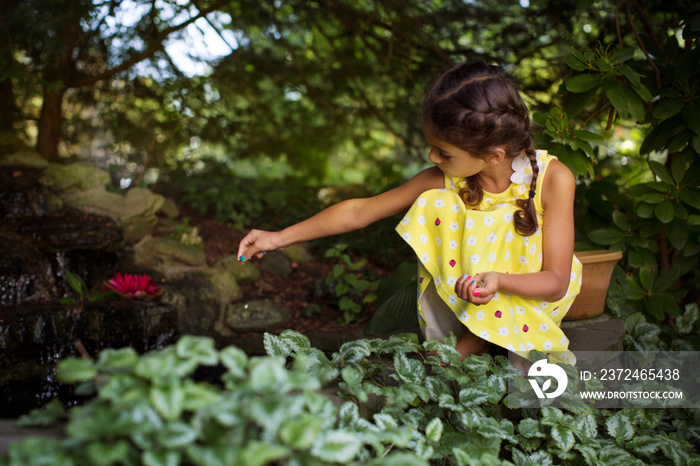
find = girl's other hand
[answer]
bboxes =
[454,271,500,305]
[237,229,282,262]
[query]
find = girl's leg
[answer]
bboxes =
[455,326,491,360]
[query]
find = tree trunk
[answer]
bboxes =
[0,0,18,133]
[36,88,66,161]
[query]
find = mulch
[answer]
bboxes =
[152,210,383,336]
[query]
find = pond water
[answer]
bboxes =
[0,166,179,418]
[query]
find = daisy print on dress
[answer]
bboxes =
[483,215,495,227]
[434,199,445,209]
[466,235,478,246]
[476,310,485,321]
[452,203,461,213]
[417,215,426,226]
[401,216,410,225]
[449,240,459,250]
[498,327,509,337]
[402,233,412,242]
[449,221,460,232]
[543,341,553,351]
[470,254,481,264]
[448,295,459,305]
[417,197,427,207]
[479,330,491,341]
[420,252,430,263]
[539,323,550,332]
[504,231,515,243]
[420,234,429,244]
[465,218,475,229]
[486,233,497,243]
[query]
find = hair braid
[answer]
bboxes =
[513,146,539,236]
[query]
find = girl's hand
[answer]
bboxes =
[236,229,284,262]
[454,272,500,305]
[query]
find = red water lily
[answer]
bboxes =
[102,273,162,299]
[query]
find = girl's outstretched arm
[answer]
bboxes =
[455,160,577,303]
[237,167,444,261]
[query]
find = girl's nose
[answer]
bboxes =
[428,148,440,164]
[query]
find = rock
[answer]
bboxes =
[63,186,165,244]
[0,133,49,169]
[159,198,180,219]
[259,251,292,277]
[39,162,110,193]
[199,267,243,303]
[162,267,241,335]
[282,244,314,263]
[224,300,291,332]
[214,254,261,284]
[132,236,207,279]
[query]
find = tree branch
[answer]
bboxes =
[69,0,229,88]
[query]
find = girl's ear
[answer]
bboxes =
[487,147,507,164]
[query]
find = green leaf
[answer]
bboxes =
[654,201,674,223]
[611,210,630,230]
[458,386,491,407]
[573,129,604,142]
[96,347,138,373]
[666,220,689,250]
[64,270,87,296]
[263,333,292,358]
[566,56,587,71]
[680,190,700,209]
[86,440,131,466]
[241,441,289,466]
[683,101,700,134]
[335,282,350,296]
[606,412,635,441]
[649,161,675,186]
[158,422,197,449]
[639,267,654,291]
[425,418,444,443]
[653,99,685,119]
[647,295,682,318]
[518,418,546,438]
[366,282,418,335]
[551,425,575,452]
[311,430,362,463]
[142,450,181,466]
[565,87,598,118]
[677,304,699,334]
[219,346,249,378]
[57,357,96,383]
[589,228,625,245]
[630,436,664,457]
[565,74,601,93]
[621,83,646,122]
[604,78,629,116]
[279,414,324,450]
[150,385,184,421]
[636,202,655,219]
[176,335,218,366]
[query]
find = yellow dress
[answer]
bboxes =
[396,151,581,362]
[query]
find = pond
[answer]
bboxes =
[0,166,179,418]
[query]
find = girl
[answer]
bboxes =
[237,62,581,363]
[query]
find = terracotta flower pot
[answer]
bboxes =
[564,250,623,321]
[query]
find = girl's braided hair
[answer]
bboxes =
[422,62,539,236]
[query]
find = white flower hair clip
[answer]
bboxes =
[510,153,546,186]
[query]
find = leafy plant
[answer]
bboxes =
[535,2,700,338]
[168,221,204,248]
[323,244,379,325]
[60,270,118,306]
[5,331,700,465]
